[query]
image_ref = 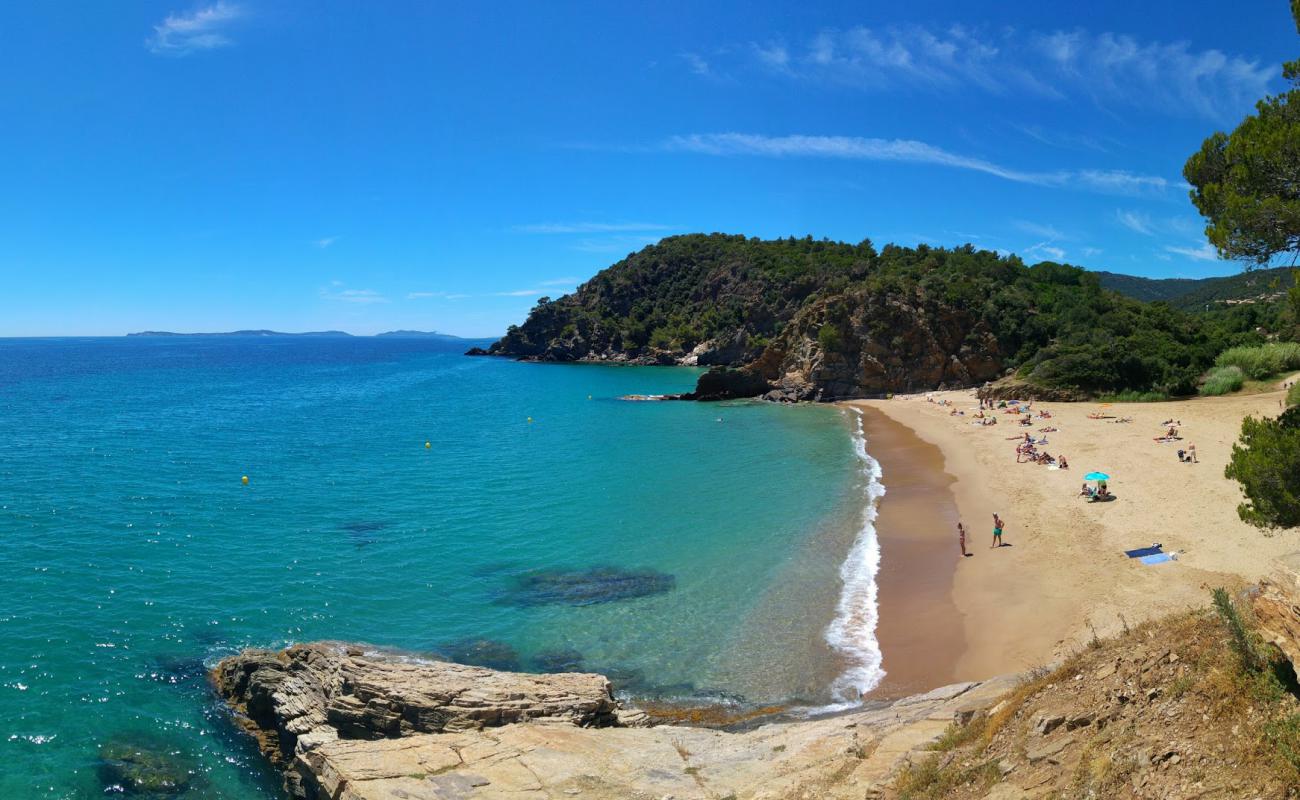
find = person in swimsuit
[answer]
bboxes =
[992,513,1004,548]
[958,522,968,556]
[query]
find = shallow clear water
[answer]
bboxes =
[0,337,866,797]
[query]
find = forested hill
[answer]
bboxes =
[1097,267,1294,310]
[477,234,1282,401]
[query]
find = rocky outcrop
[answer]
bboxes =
[752,288,1005,402]
[212,642,628,798]
[213,641,1019,800]
[1251,552,1300,674]
[679,366,772,400]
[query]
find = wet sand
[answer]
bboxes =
[854,375,1300,682]
[859,405,966,699]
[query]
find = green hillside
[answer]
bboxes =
[482,234,1284,399]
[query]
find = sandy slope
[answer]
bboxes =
[852,374,1300,682]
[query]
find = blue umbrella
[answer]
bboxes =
[1084,471,1110,481]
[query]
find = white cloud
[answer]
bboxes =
[495,289,561,297]
[147,2,244,55]
[1024,242,1067,261]
[539,277,579,286]
[664,133,1171,196]
[514,222,672,234]
[1013,221,1066,240]
[717,24,1272,121]
[320,284,388,304]
[407,291,469,300]
[1082,247,1103,257]
[314,236,339,249]
[1164,243,1220,262]
[1115,210,1154,235]
[681,53,713,77]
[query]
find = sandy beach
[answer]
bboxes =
[852,375,1300,684]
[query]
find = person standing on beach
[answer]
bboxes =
[992,513,1004,548]
[958,522,968,556]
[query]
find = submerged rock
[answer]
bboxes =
[531,648,586,673]
[339,520,388,548]
[142,654,208,688]
[500,566,676,607]
[434,638,521,671]
[98,736,196,798]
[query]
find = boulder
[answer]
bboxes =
[1250,552,1300,674]
[684,367,771,401]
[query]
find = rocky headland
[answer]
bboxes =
[469,234,1269,403]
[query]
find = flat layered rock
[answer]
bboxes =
[213,642,1016,800]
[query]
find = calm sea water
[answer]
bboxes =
[0,336,875,798]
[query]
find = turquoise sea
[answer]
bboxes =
[0,337,878,798]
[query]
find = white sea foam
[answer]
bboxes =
[821,406,886,709]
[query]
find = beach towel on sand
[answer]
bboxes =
[1140,553,1173,565]
[1124,546,1163,558]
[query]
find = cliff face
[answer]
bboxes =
[753,288,1005,401]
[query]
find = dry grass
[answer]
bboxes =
[889,600,1300,799]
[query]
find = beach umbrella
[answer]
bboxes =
[1084,471,1110,481]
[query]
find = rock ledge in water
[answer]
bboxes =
[213,641,1022,800]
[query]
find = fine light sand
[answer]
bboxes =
[850,374,1300,684]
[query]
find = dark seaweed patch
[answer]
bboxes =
[433,638,521,672]
[340,520,389,548]
[98,733,201,798]
[499,567,675,607]
[530,648,585,673]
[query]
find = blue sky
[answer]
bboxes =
[2,1,1297,337]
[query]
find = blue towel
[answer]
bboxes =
[1140,553,1173,565]
[1124,546,1163,558]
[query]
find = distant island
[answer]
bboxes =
[128,329,474,340]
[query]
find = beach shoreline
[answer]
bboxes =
[850,376,1299,686]
[851,405,966,699]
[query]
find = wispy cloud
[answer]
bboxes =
[680,53,713,77]
[539,277,579,286]
[514,222,673,234]
[572,235,662,253]
[1165,243,1220,262]
[147,2,244,56]
[710,24,1273,121]
[1014,220,1067,240]
[1025,243,1067,261]
[407,291,469,300]
[314,236,339,249]
[320,282,388,304]
[664,133,1171,196]
[1115,210,1154,235]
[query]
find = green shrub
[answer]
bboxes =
[1212,587,1261,671]
[1288,381,1300,408]
[817,323,842,353]
[1200,365,1247,396]
[1214,343,1300,380]
[1225,407,1300,528]
[1097,390,1171,403]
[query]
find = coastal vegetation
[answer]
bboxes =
[486,234,1282,399]
[1213,342,1300,380]
[1198,365,1247,396]
[1189,3,1300,528]
[1225,407,1300,529]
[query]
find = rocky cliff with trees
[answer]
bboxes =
[475,234,1283,401]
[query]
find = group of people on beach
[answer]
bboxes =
[956,512,1005,556]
